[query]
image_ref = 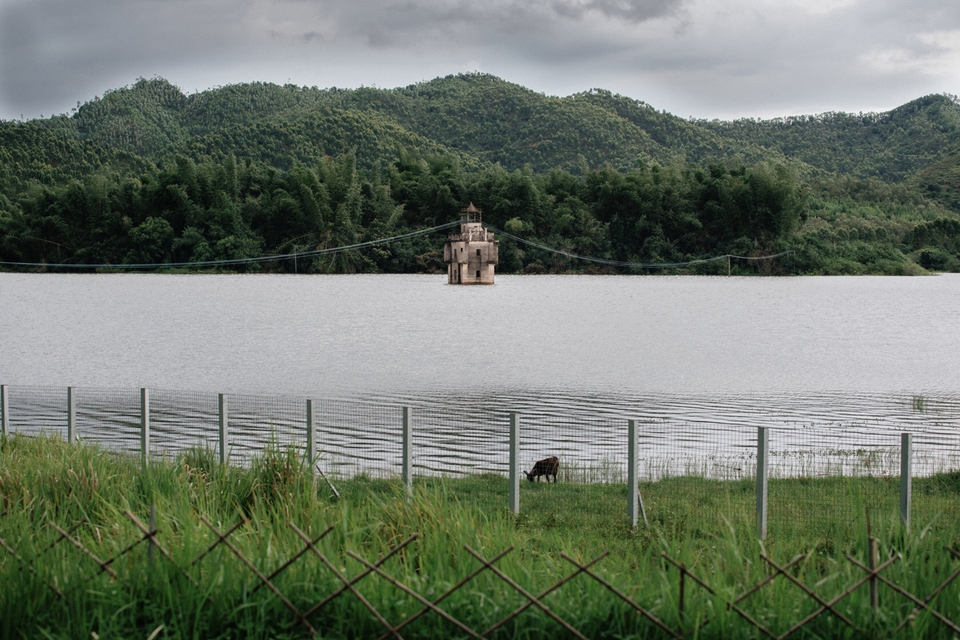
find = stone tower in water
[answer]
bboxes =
[443,203,499,284]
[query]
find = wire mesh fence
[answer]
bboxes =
[411,402,508,478]
[314,400,402,479]
[763,423,960,538]
[2,383,959,535]
[228,392,308,465]
[4,384,70,439]
[518,411,631,527]
[152,388,220,459]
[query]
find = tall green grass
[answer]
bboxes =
[3,434,960,639]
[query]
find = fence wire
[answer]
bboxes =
[74,386,142,457]
[411,404,508,477]
[314,399,402,479]
[631,420,755,533]
[765,424,960,538]
[151,388,219,459]
[228,392,305,466]
[2,384,959,534]
[766,425,897,540]
[519,411,627,525]
[4,384,68,439]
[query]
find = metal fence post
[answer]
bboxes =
[900,433,912,529]
[509,413,520,514]
[67,387,76,444]
[1,385,9,437]
[402,407,413,497]
[218,394,228,465]
[628,420,638,527]
[756,427,769,540]
[306,399,316,473]
[140,388,150,470]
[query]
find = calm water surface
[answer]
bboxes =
[2,272,958,395]
[2,273,959,476]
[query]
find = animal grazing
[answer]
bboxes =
[526,456,560,483]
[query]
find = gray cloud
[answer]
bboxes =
[552,0,682,22]
[0,0,957,122]
[0,0,682,117]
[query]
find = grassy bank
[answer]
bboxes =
[2,434,960,639]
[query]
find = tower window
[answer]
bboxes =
[476,270,481,278]
[476,249,481,256]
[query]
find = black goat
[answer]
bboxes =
[526,456,560,483]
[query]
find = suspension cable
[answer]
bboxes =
[0,218,793,271]
[0,221,463,270]
[485,225,794,269]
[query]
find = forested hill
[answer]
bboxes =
[0,124,154,202]
[908,153,960,212]
[24,74,960,180]
[30,75,771,174]
[165,108,477,174]
[2,73,960,276]
[699,94,960,182]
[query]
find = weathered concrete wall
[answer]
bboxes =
[444,221,498,284]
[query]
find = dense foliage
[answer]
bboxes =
[908,152,960,212]
[0,123,153,201]
[0,149,808,273]
[2,74,959,274]
[699,94,960,182]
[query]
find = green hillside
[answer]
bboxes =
[700,94,960,182]
[337,77,680,173]
[165,108,479,173]
[0,122,154,202]
[41,77,349,157]
[30,75,960,182]
[909,152,960,211]
[33,75,796,174]
[2,74,959,275]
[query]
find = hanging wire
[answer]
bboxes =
[0,219,793,271]
[0,221,464,270]
[484,225,795,269]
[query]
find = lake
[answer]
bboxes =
[1,273,959,479]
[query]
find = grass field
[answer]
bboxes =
[3,434,960,639]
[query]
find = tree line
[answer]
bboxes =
[6,148,937,275]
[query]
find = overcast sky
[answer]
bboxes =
[1,0,959,123]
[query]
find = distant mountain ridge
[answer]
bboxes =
[699,94,960,182]
[11,74,958,185]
